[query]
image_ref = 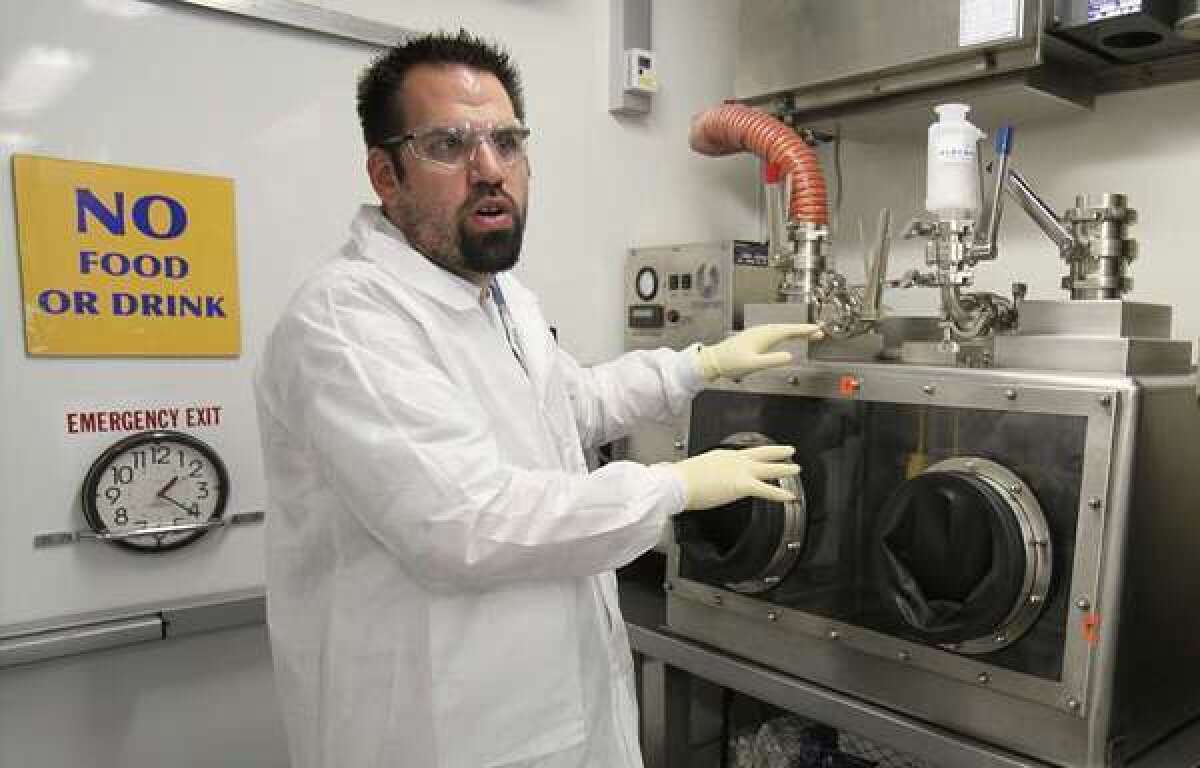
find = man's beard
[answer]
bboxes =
[458,208,524,274]
[390,178,527,279]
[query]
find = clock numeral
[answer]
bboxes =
[196,481,209,500]
[111,465,134,485]
[104,487,121,504]
[113,507,129,525]
[189,502,201,518]
[187,458,205,478]
[131,451,146,470]
[152,445,171,465]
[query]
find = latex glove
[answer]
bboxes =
[696,324,824,381]
[670,445,800,511]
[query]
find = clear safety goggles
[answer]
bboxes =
[380,121,531,170]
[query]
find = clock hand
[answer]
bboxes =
[158,491,196,515]
[156,477,198,514]
[156,476,180,498]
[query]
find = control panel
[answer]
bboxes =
[624,241,771,352]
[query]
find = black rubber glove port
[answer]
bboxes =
[874,471,1025,646]
[675,496,786,585]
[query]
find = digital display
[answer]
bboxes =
[628,304,664,329]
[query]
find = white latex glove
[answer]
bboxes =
[696,324,824,381]
[670,445,800,511]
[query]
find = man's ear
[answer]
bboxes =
[367,147,402,202]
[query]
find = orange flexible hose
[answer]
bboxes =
[690,104,828,226]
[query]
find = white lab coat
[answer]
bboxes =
[254,206,703,768]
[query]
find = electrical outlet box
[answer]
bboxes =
[625,48,658,93]
[609,0,652,115]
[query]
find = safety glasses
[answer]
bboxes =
[380,122,531,171]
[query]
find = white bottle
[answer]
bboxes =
[925,103,986,221]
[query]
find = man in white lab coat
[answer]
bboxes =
[255,30,821,768]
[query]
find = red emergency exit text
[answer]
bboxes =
[66,405,223,434]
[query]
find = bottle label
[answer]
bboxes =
[935,140,978,164]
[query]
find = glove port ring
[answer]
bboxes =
[674,431,807,595]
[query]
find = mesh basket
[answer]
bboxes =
[729,714,936,768]
[839,730,933,768]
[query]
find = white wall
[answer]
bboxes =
[0,627,288,768]
[829,79,1200,360]
[0,2,755,766]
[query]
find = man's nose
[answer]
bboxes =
[468,137,506,184]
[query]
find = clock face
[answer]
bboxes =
[82,431,229,552]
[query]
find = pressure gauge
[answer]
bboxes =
[635,266,658,301]
[81,430,229,553]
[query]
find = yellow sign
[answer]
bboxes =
[13,154,240,356]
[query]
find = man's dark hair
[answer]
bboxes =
[356,29,525,149]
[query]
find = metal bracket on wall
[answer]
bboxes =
[32,509,265,549]
[154,0,416,47]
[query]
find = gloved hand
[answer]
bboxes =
[670,445,800,511]
[696,324,824,381]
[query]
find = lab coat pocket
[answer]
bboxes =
[597,572,634,674]
[430,581,585,767]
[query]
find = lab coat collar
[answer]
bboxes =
[350,205,482,311]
